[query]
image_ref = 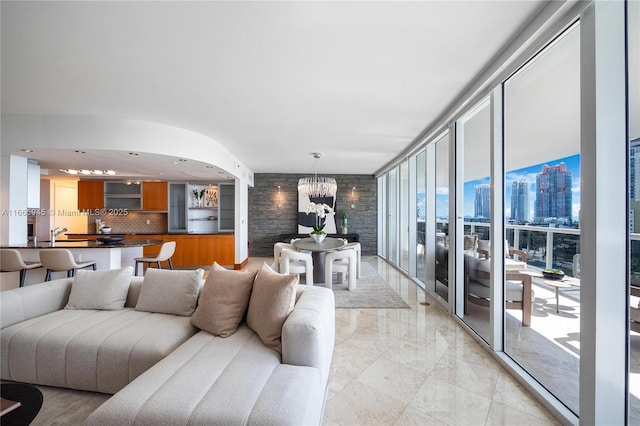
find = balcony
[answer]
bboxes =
[422,221,639,419]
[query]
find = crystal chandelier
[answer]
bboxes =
[298,153,337,198]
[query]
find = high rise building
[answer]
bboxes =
[534,162,572,223]
[474,184,491,219]
[511,179,530,223]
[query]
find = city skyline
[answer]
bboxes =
[423,154,581,221]
[436,154,581,220]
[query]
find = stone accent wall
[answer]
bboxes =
[249,173,377,257]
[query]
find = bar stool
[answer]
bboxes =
[134,241,176,276]
[0,249,42,287]
[39,249,96,281]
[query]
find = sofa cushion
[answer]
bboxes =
[1,308,197,394]
[65,267,133,311]
[86,328,323,426]
[191,263,258,337]
[247,263,298,354]
[135,268,204,316]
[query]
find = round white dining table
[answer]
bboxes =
[292,237,346,284]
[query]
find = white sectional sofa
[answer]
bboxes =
[0,264,335,425]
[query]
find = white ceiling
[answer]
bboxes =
[1,1,549,179]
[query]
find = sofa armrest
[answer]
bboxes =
[281,286,335,385]
[0,278,73,329]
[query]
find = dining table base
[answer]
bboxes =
[312,251,327,284]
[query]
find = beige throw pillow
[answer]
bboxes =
[190,263,258,337]
[65,267,133,310]
[135,268,204,316]
[247,262,298,354]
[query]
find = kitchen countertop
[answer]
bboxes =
[65,233,234,237]
[1,238,164,249]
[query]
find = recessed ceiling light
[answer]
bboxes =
[129,152,139,156]
[60,169,79,175]
[75,150,86,154]
[178,159,187,162]
[105,170,116,175]
[92,170,104,175]
[80,169,92,175]
[22,149,33,153]
[206,165,214,169]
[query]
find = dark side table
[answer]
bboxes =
[0,382,43,426]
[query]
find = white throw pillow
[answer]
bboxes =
[65,267,133,310]
[135,268,204,316]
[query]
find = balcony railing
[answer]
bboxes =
[433,220,640,279]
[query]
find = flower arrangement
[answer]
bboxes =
[192,189,206,207]
[305,202,335,234]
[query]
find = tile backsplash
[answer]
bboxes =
[87,212,168,234]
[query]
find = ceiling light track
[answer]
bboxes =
[59,169,116,176]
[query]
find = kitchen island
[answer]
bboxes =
[0,238,163,289]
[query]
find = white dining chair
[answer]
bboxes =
[325,249,356,290]
[273,242,295,272]
[338,242,361,278]
[280,248,313,285]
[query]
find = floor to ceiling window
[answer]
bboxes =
[434,133,449,302]
[378,175,387,258]
[456,98,492,343]
[629,0,640,422]
[503,23,581,414]
[416,151,426,284]
[388,167,398,264]
[376,3,630,423]
[399,161,410,270]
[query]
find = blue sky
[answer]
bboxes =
[429,154,581,220]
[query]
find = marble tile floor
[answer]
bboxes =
[30,256,560,425]
[461,278,581,415]
[317,256,560,426]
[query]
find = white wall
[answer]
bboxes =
[0,155,28,245]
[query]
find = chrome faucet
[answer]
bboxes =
[50,227,67,245]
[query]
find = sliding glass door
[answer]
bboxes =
[503,23,581,414]
[456,99,491,343]
[416,151,426,284]
[434,133,449,302]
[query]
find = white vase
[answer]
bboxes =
[310,233,327,243]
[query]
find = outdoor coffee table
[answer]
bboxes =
[543,276,580,313]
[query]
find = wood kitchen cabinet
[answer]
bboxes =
[159,234,233,267]
[77,180,104,210]
[198,235,216,265]
[213,234,234,265]
[142,182,168,211]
